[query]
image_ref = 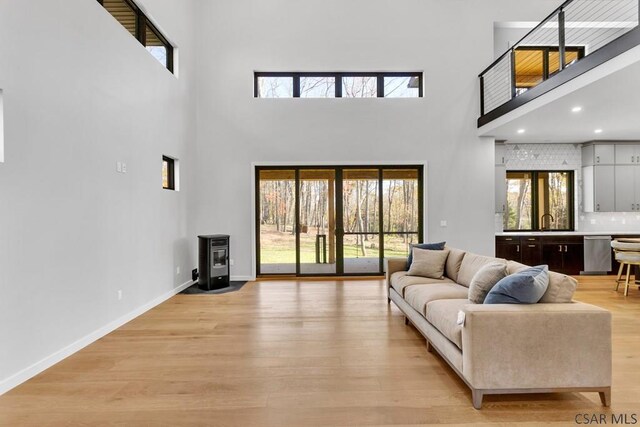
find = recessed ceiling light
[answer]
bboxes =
[517,129,526,134]
[572,106,583,113]
[594,129,603,134]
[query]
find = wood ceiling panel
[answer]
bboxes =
[103,0,137,37]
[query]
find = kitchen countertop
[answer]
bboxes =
[496,231,640,237]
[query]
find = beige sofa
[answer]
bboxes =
[385,247,612,409]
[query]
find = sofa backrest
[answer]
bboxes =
[444,247,466,282]
[457,252,507,287]
[506,260,578,303]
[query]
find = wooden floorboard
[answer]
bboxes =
[1,276,639,425]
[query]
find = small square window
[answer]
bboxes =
[162,156,175,190]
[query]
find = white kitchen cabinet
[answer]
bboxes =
[582,144,615,166]
[615,165,636,212]
[495,165,506,213]
[583,165,615,212]
[495,143,506,166]
[615,144,640,165]
[614,165,640,211]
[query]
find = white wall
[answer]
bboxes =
[192,0,561,279]
[0,0,197,390]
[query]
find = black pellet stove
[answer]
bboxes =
[198,234,230,290]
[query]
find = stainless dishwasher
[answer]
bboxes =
[582,236,612,275]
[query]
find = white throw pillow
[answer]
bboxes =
[407,248,450,279]
[468,262,508,304]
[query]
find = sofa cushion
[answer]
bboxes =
[406,241,446,269]
[506,260,528,275]
[407,248,449,279]
[468,262,508,304]
[425,299,469,350]
[457,253,507,288]
[506,260,577,303]
[390,272,454,297]
[540,271,578,303]
[404,283,469,316]
[485,265,549,304]
[445,247,466,282]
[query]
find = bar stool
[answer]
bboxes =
[611,239,640,296]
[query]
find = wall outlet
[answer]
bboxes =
[192,268,198,281]
[122,163,127,173]
[116,161,122,173]
[176,266,180,275]
[117,290,123,300]
[230,259,235,266]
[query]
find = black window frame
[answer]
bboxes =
[254,72,423,98]
[97,0,174,73]
[254,164,425,277]
[504,170,575,232]
[162,156,175,190]
[514,46,585,92]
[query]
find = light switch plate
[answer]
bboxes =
[116,161,122,173]
[122,163,127,173]
[440,220,447,227]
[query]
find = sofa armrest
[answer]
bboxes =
[461,302,611,390]
[385,257,407,284]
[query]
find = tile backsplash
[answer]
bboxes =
[504,143,581,170]
[501,143,640,232]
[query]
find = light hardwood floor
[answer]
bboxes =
[0,276,639,426]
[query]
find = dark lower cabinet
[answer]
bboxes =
[496,237,521,262]
[521,239,542,266]
[563,243,584,275]
[496,236,542,265]
[497,235,584,275]
[542,243,566,272]
[541,238,584,275]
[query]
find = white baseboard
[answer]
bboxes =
[0,280,193,396]
[232,275,255,282]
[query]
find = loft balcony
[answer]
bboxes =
[478,0,640,129]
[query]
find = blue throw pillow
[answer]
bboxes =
[484,265,549,304]
[406,242,446,270]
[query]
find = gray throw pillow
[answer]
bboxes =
[406,241,446,270]
[484,265,550,304]
[468,262,508,304]
[407,248,450,279]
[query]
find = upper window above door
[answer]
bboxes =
[254,73,423,98]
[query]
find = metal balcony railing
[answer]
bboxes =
[479,0,640,127]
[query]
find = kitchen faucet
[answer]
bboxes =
[540,213,555,230]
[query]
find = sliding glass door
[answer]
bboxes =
[257,169,297,274]
[256,165,423,276]
[342,169,381,274]
[298,170,337,275]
